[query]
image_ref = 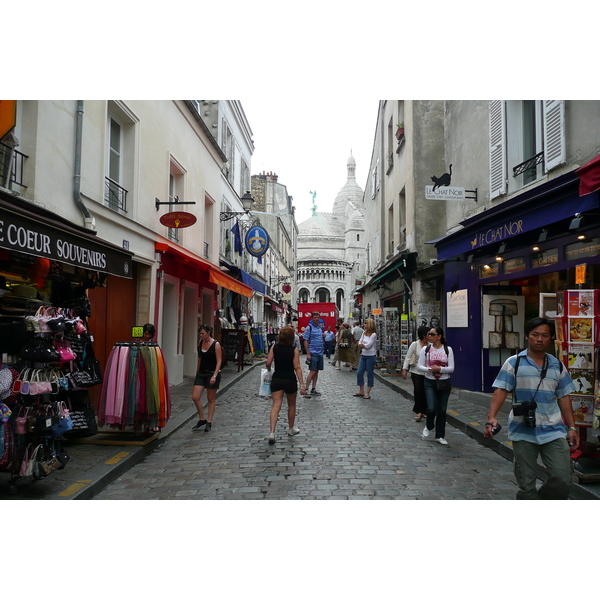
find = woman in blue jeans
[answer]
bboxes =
[417,326,455,445]
[354,318,377,399]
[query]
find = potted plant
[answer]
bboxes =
[395,122,404,140]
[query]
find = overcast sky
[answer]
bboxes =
[241,98,380,224]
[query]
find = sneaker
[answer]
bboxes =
[204,422,212,432]
[288,427,300,436]
[268,432,276,444]
[422,426,431,439]
[311,389,322,395]
[192,419,207,431]
[435,437,448,445]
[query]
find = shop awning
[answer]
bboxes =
[240,270,266,294]
[156,241,252,298]
[369,252,417,286]
[0,193,134,278]
[264,297,284,313]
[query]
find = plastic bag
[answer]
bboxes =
[259,368,272,397]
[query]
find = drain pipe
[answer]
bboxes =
[73,100,96,230]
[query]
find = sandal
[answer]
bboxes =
[363,396,371,399]
[352,393,364,397]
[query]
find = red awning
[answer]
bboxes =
[155,241,252,298]
[576,154,600,196]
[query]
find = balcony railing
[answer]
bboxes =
[512,151,544,178]
[0,142,28,189]
[104,176,128,212]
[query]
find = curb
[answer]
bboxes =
[51,361,264,500]
[375,372,600,500]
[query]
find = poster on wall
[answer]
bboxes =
[482,295,525,350]
[572,396,594,426]
[446,289,468,327]
[417,302,440,328]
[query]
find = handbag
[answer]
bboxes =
[68,368,94,390]
[15,406,33,435]
[435,378,452,392]
[80,342,103,386]
[65,404,98,438]
[408,343,418,367]
[25,444,43,478]
[259,368,272,397]
[50,401,73,437]
[19,443,33,477]
[54,339,77,362]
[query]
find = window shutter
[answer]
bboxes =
[489,100,506,199]
[543,100,565,172]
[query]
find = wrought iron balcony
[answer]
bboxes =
[0,142,28,189]
[512,151,544,178]
[104,176,128,212]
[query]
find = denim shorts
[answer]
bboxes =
[307,354,324,371]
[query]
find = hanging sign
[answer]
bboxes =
[159,211,197,229]
[575,264,587,285]
[245,225,269,258]
[425,186,466,201]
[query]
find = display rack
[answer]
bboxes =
[554,289,600,481]
[374,307,400,369]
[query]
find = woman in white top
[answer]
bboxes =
[417,326,455,445]
[402,325,430,421]
[354,318,378,399]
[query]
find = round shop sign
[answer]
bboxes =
[159,211,197,229]
[245,225,269,258]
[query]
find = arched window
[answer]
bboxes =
[336,289,345,312]
[316,287,330,303]
[299,289,309,303]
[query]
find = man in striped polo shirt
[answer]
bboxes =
[484,317,580,500]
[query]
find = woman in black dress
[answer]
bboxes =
[191,324,223,433]
[265,326,306,444]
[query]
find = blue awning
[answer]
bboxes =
[241,270,265,294]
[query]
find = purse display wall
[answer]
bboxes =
[0,301,102,483]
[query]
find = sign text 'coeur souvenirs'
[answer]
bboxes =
[158,211,197,229]
[245,225,269,258]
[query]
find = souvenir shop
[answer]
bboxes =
[0,193,141,491]
[433,168,600,471]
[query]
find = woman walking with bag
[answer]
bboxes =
[191,325,223,433]
[402,325,429,421]
[265,326,306,444]
[417,326,455,445]
[335,323,354,370]
[354,318,377,399]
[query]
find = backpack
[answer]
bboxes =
[425,343,449,357]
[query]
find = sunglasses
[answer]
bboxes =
[427,332,438,336]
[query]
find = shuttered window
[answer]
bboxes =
[543,100,565,171]
[489,100,506,199]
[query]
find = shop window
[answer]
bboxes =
[167,158,186,243]
[531,248,558,268]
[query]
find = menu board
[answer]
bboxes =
[221,329,246,372]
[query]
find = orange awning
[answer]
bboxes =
[155,241,252,298]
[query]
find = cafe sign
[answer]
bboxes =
[159,211,197,229]
[425,186,466,201]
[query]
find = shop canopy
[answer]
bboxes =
[155,240,252,298]
[0,193,133,278]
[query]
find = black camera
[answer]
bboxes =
[512,399,537,427]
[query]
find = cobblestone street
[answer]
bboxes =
[95,364,518,500]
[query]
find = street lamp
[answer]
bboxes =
[220,191,255,221]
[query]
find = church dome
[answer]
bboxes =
[332,151,364,215]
